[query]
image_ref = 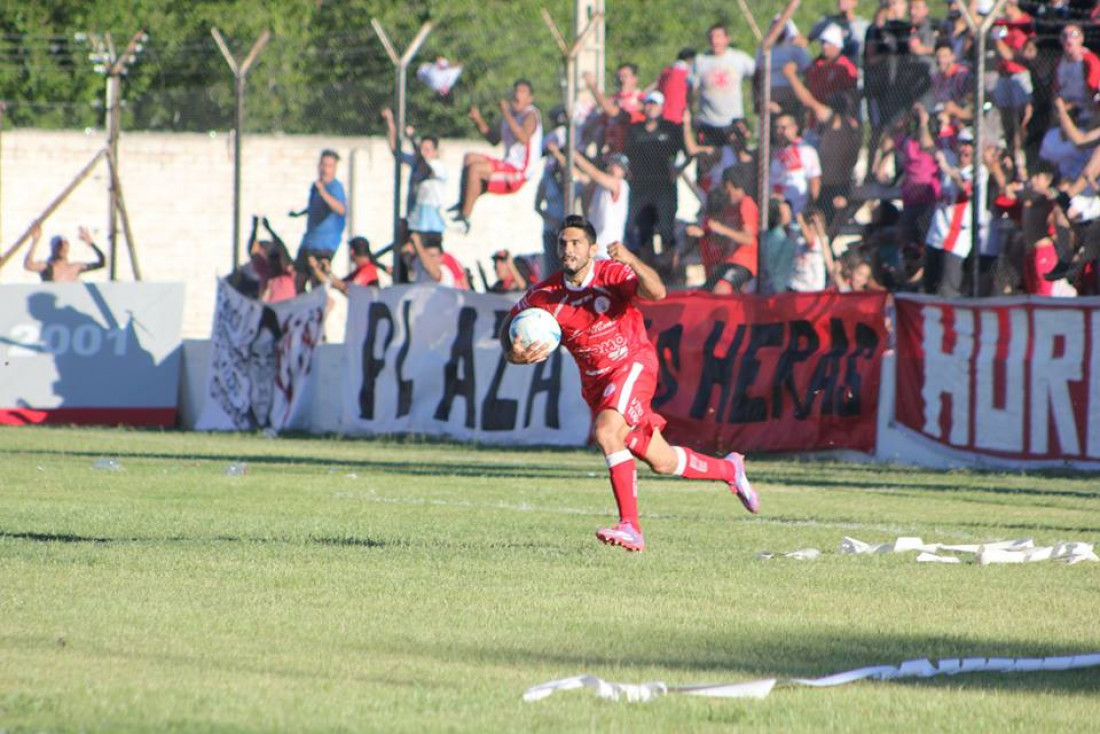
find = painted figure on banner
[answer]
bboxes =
[200,280,325,432]
[500,215,760,553]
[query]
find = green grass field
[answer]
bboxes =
[1,426,1098,733]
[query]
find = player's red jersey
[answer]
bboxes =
[510,259,655,379]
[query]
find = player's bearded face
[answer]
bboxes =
[557,227,595,276]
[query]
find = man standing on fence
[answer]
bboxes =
[290,149,346,292]
[450,79,542,235]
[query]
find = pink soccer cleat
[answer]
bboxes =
[725,452,760,514]
[596,521,645,552]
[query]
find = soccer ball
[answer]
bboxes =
[509,308,562,352]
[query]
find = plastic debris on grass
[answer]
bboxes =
[92,458,123,472]
[524,652,1100,703]
[839,536,1098,565]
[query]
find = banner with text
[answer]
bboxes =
[896,295,1100,468]
[342,284,591,445]
[639,292,888,454]
[0,283,184,426]
[196,279,326,433]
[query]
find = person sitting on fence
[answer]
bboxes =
[545,139,629,260]
[381,108,447,256]
[289,149,346,292]
[449,79,543,234]
[402,231,469,289]
[23,224,105,282]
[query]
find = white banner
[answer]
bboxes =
[196,279,326,432]
[342,284,590,445]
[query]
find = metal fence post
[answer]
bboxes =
[212,28,271,273]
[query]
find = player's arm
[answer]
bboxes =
[499,310,551,364]
[607,241,666,301]
[23,224,46,273]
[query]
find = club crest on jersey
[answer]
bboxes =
[594,296,611,314]
[602,383,617,397]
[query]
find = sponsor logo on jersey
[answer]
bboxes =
[594,296,611,314]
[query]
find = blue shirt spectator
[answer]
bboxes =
[296,150,347,256]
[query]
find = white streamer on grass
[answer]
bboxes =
[523,653,1100,703]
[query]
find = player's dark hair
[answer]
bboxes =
[722,164,753,193]
[559,214,597,245]
[320,148,340,162]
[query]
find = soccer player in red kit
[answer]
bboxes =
[501,215,758,552]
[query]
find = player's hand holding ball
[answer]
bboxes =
[507,308,560,364]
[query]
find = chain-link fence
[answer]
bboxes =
[2,0,1098,308]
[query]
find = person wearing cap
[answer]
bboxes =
[805,23,859,106]
[545,139,630,259]
[809,0,870,66]
[624,90,710,264]
[925,127,981,296]
[488,249,528,293]
[23,224,105,283]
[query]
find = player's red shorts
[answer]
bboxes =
[581,356,667,435]
[486,159,527,195]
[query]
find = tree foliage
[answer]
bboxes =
[0,0,806,135]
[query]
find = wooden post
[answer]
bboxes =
[541,8,603,217]
[0,149,108,271]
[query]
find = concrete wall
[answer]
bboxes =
[0,128,553,340]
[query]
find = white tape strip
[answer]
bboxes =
[840,537,1097,564]
[523,653,1100,703]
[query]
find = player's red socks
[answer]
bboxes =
[606,449,639,529]
[672,446,734,482]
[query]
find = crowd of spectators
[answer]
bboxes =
[225,0,1100,303]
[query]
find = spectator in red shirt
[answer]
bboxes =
[805,24,858,107]
[318,236,392,296]
[583,64,644,154]
[689,165,759,293]
[657,48,695,125]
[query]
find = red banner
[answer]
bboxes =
[896,295,1100,462]
[639,291,888,454]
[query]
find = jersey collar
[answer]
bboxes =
[563,262,597,291]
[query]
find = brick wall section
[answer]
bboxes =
[2,129,701,340]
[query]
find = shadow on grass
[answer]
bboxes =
[10,447,589,481]
[0,531,395,549]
